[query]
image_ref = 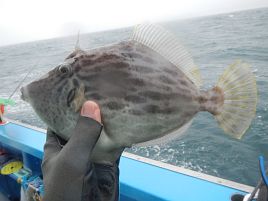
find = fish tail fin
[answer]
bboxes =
[213,61,257,139]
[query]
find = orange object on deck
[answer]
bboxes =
[0,104,5,124]
[0,104,4,114]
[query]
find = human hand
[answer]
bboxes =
[42,101,103,201]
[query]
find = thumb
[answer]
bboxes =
[81,101,102,124]
[60,101,103,157]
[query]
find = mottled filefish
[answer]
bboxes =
[21,24,257,164]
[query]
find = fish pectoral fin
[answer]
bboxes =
[71,84,86,112]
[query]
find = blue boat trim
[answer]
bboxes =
[259,156,268,187]
[122,152,253,193]
[0,119,253,201]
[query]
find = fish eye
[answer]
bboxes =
[58,65,71,75]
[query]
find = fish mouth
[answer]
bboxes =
[20,87,29,102]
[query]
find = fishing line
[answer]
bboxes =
[8,60,40,100]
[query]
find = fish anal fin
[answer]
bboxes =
[135,119,193,147]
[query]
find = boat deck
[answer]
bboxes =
[0,120,253,201]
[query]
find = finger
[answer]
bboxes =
[94,163,120,200]
[81,101,102,124]
[43,129,62,160]
[67,101,103,151]
[60,116,103,161]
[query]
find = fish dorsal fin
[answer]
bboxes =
[135,119,192,147]
[131,23,202,88]
[75,31,80,50]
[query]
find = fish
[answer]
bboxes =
[20,23,257,164]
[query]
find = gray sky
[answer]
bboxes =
[0,0,267,46]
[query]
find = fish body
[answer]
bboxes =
[21,24,257,163]
[23,41,201,144]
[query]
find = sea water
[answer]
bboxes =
[0,7,267,186]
